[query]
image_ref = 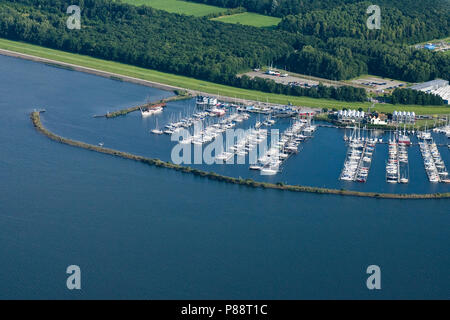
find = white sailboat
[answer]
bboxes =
[151,119,163,134]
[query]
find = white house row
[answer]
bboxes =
[393,111,416,123]
[338,109,365,119]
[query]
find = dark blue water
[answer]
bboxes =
[0,55,449,299]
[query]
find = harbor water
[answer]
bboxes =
[0,55,449,299]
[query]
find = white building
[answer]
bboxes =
[411,79,450,104]
[370,117,387,125]
[411,79,449,92]
[430,85,450,104]
[393,111,416,124]
[338,109,365,122]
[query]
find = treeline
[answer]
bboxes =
[324,38,450,83]
[188,0,450,84]
[390,88,445,106]
[277,0,450,82]
[279,37,450,83]
[278,1,449,44]
[203,6,247,19]
[0,0,447,105]
[0,0,291,78]
[283,45,367,80]
[186,0,450,24]
[0,0,367,102]
[234,76,367,102]
[185,0,359,17]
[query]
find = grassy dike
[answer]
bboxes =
[31,111,450,200]
[2,38,449,114]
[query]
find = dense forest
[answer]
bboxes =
[0,0,367,102]
[0,0,448,105]
[278,1,449,44]
[188,0,450,84]
[187,0,450,21]
[278,0,449,82]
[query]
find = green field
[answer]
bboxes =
[0,38,448,115]
[118,0,224,16]
[120,0,281,27]
[212,12,281,28]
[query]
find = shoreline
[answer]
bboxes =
[0,47,315,109]
[31,111,450,200]
[0,48,184,92]
[2,44,449,115]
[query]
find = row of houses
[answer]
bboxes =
[392,111,416,123]
[337,109,365,119]
[334,109,416,126]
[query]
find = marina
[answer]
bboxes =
[251,119,316,175]
[385,129,411,184]
[225,127,267,159]
[189,112,250,145]
[340,127,377,183]
[418,140,449,183]
[386,139,410,184]
[6,50,448,194]
[135,95,450,186]
[433,125,450,138]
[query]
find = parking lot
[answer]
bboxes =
[350,76,407,92]
[243,70,329,88]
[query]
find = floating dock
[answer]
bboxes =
[419,140,449,183]
[340,126,376,183]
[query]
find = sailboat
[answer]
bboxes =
[398,124,411,146]
[151,118,163,135]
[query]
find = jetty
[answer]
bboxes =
[419,140,449,183]
[251,118,316,175]
[340,126,376,183]
[100,91,192,119]
[386,132,410,184]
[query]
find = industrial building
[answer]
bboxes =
[411,79,450,104]
[430,86,450,104]
[411,79,449,92]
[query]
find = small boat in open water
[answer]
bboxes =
[151,119,163,135]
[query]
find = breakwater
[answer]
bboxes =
[104,91,192,118]
[31,111,450,200]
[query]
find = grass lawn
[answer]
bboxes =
[120,0,281,28]
[118,0,224,16]
[0,38,448,115]
[212,12,281,28]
